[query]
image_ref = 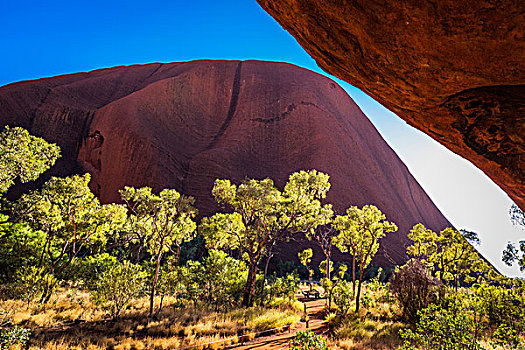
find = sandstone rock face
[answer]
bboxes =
[257,0,525,210]
[0,60,452,266]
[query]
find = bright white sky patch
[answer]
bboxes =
[341,82,525,277]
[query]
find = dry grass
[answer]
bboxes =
[327,283,522,350]
[1,287,300,350]
[326,282,404,350]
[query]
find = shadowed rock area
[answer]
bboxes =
[0,60,452,266]
[257,0,525,210]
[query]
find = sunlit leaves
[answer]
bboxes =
[11,173,127,303]
[15,174,127,254]
[119,186,197,317]
[333,204,397,312]
[0,126,60,194]
[333,205,397,270]
[120,186,197,258]
[407,224,491,286]
[201,170,333,306]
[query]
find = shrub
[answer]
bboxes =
[390,259,441,324]
[476,284,525,335]
[63,253,118,289]
[289,330,327,350]
[400,298,482,350]
[15,265,57,304]
[267,271,300,301]
[0,326,30,350]
[332,280,354,318]
[91,261,147,319]
[492,323,524,349]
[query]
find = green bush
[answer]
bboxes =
[0,217,45,284]
[0,326,30,350]
[332,280,353,318]
[91,261,147,319]
[15,265,57,304]
[63,253,118,289]
[492,323,524,349]
[289,330,327,350]
[476,284,525,334]
[400,299,482,350]
[267,271,300,301]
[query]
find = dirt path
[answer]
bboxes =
[233,293,328,350]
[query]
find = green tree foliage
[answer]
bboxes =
[120,187,197,317]
[289,330,327,350]
[92,261,147,320]
[298,248,313,281]
[200,170,333,306]
[0,126,60,194]
[320,263,347,312]
[400,299,482,350]
[14,265,57,305]
[0,326,30,350]
[63,253,118,289]
[333,205,397,312]
[332,279,354,319]
[267,271,300,302]
[190,250,247,309]
[407,224,490,288]
[158,251,248,310]
[503,204,525,274]
[475,284,525,338]
[0,214,45,284]
[12,174,127,302]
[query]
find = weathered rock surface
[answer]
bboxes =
[257,0,525,210]
[0,60,452,266]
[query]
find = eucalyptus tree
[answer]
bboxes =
[407,224,490,288]
[503,240,525,272]
[502,204,525,273]
[333,204,397,312]
[200,170,333,306]
[298,248,314,282]
[119,186,197,318]
[0,126,60,194]
[307,224,337,280]
[510,204,525,227]
[13,174,127,302]
[0,126,60,286]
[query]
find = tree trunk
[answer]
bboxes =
[259,254,273,306]
[242,263,257,307]
[326,255,332,309]
[326,255,331,281]
[149,252,162,318]
[355,268,364,313]
[352,255,356,297]
[135,241,143,264]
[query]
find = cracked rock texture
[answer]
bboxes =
[0,60,452,266]
[257,0,525,210]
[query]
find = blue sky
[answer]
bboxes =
[1,0,523,275]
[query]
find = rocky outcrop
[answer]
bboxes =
[0,60,452,266]
[256,0,525,210]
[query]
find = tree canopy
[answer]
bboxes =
[200,170,333,306]
[333,204,397,312]
[0,126,60,194]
